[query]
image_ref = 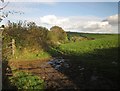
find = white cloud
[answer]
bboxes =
[40,15,70,28]
[39,14,118,33]
[40,15,57,25]
[106,14,118,26]
[83,21,111,30]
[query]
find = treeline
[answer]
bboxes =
[2,21,68,56]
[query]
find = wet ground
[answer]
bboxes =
[7,57,118,90]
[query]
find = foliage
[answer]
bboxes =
[2,22,70,61]
[9,71,45,90]
[2,21,51,60]
[3,21,49,49]
[47,26,68,45]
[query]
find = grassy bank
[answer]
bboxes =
[9,49,51,61]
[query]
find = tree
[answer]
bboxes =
[3,21,50,54]
[0,0,24,23]
[48,26,68,44]
[0,0,9,22]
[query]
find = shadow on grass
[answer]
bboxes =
[48,47,119,89]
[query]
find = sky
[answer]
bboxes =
[0,1,119,33]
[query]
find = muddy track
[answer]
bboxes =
[8,58,118,90]
[8,60,79,90]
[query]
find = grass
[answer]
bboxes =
[58,34,119,56]
[9,71,45,90]
[10,49,51,61]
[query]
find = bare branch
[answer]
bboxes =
[1,0,4,3]
[0,1,9,10]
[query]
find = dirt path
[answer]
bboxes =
[8,58,118,90]
[8,60,79,90]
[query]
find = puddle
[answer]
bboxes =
[48,57,70,71]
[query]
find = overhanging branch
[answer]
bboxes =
[0,1,9,10]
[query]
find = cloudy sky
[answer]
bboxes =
[0,1,119,33]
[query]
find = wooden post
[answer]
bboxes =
[12,39,15,56]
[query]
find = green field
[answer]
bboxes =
[58,33,119,56]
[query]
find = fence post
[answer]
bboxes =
[12,39,15,56]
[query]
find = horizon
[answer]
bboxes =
[0,2,119,34]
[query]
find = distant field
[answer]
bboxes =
[67,32,118,39]
[59,33,119,57]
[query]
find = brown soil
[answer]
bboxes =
[8,60,78,90]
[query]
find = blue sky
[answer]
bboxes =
[0,2,119,33]
[5,2,118,17]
